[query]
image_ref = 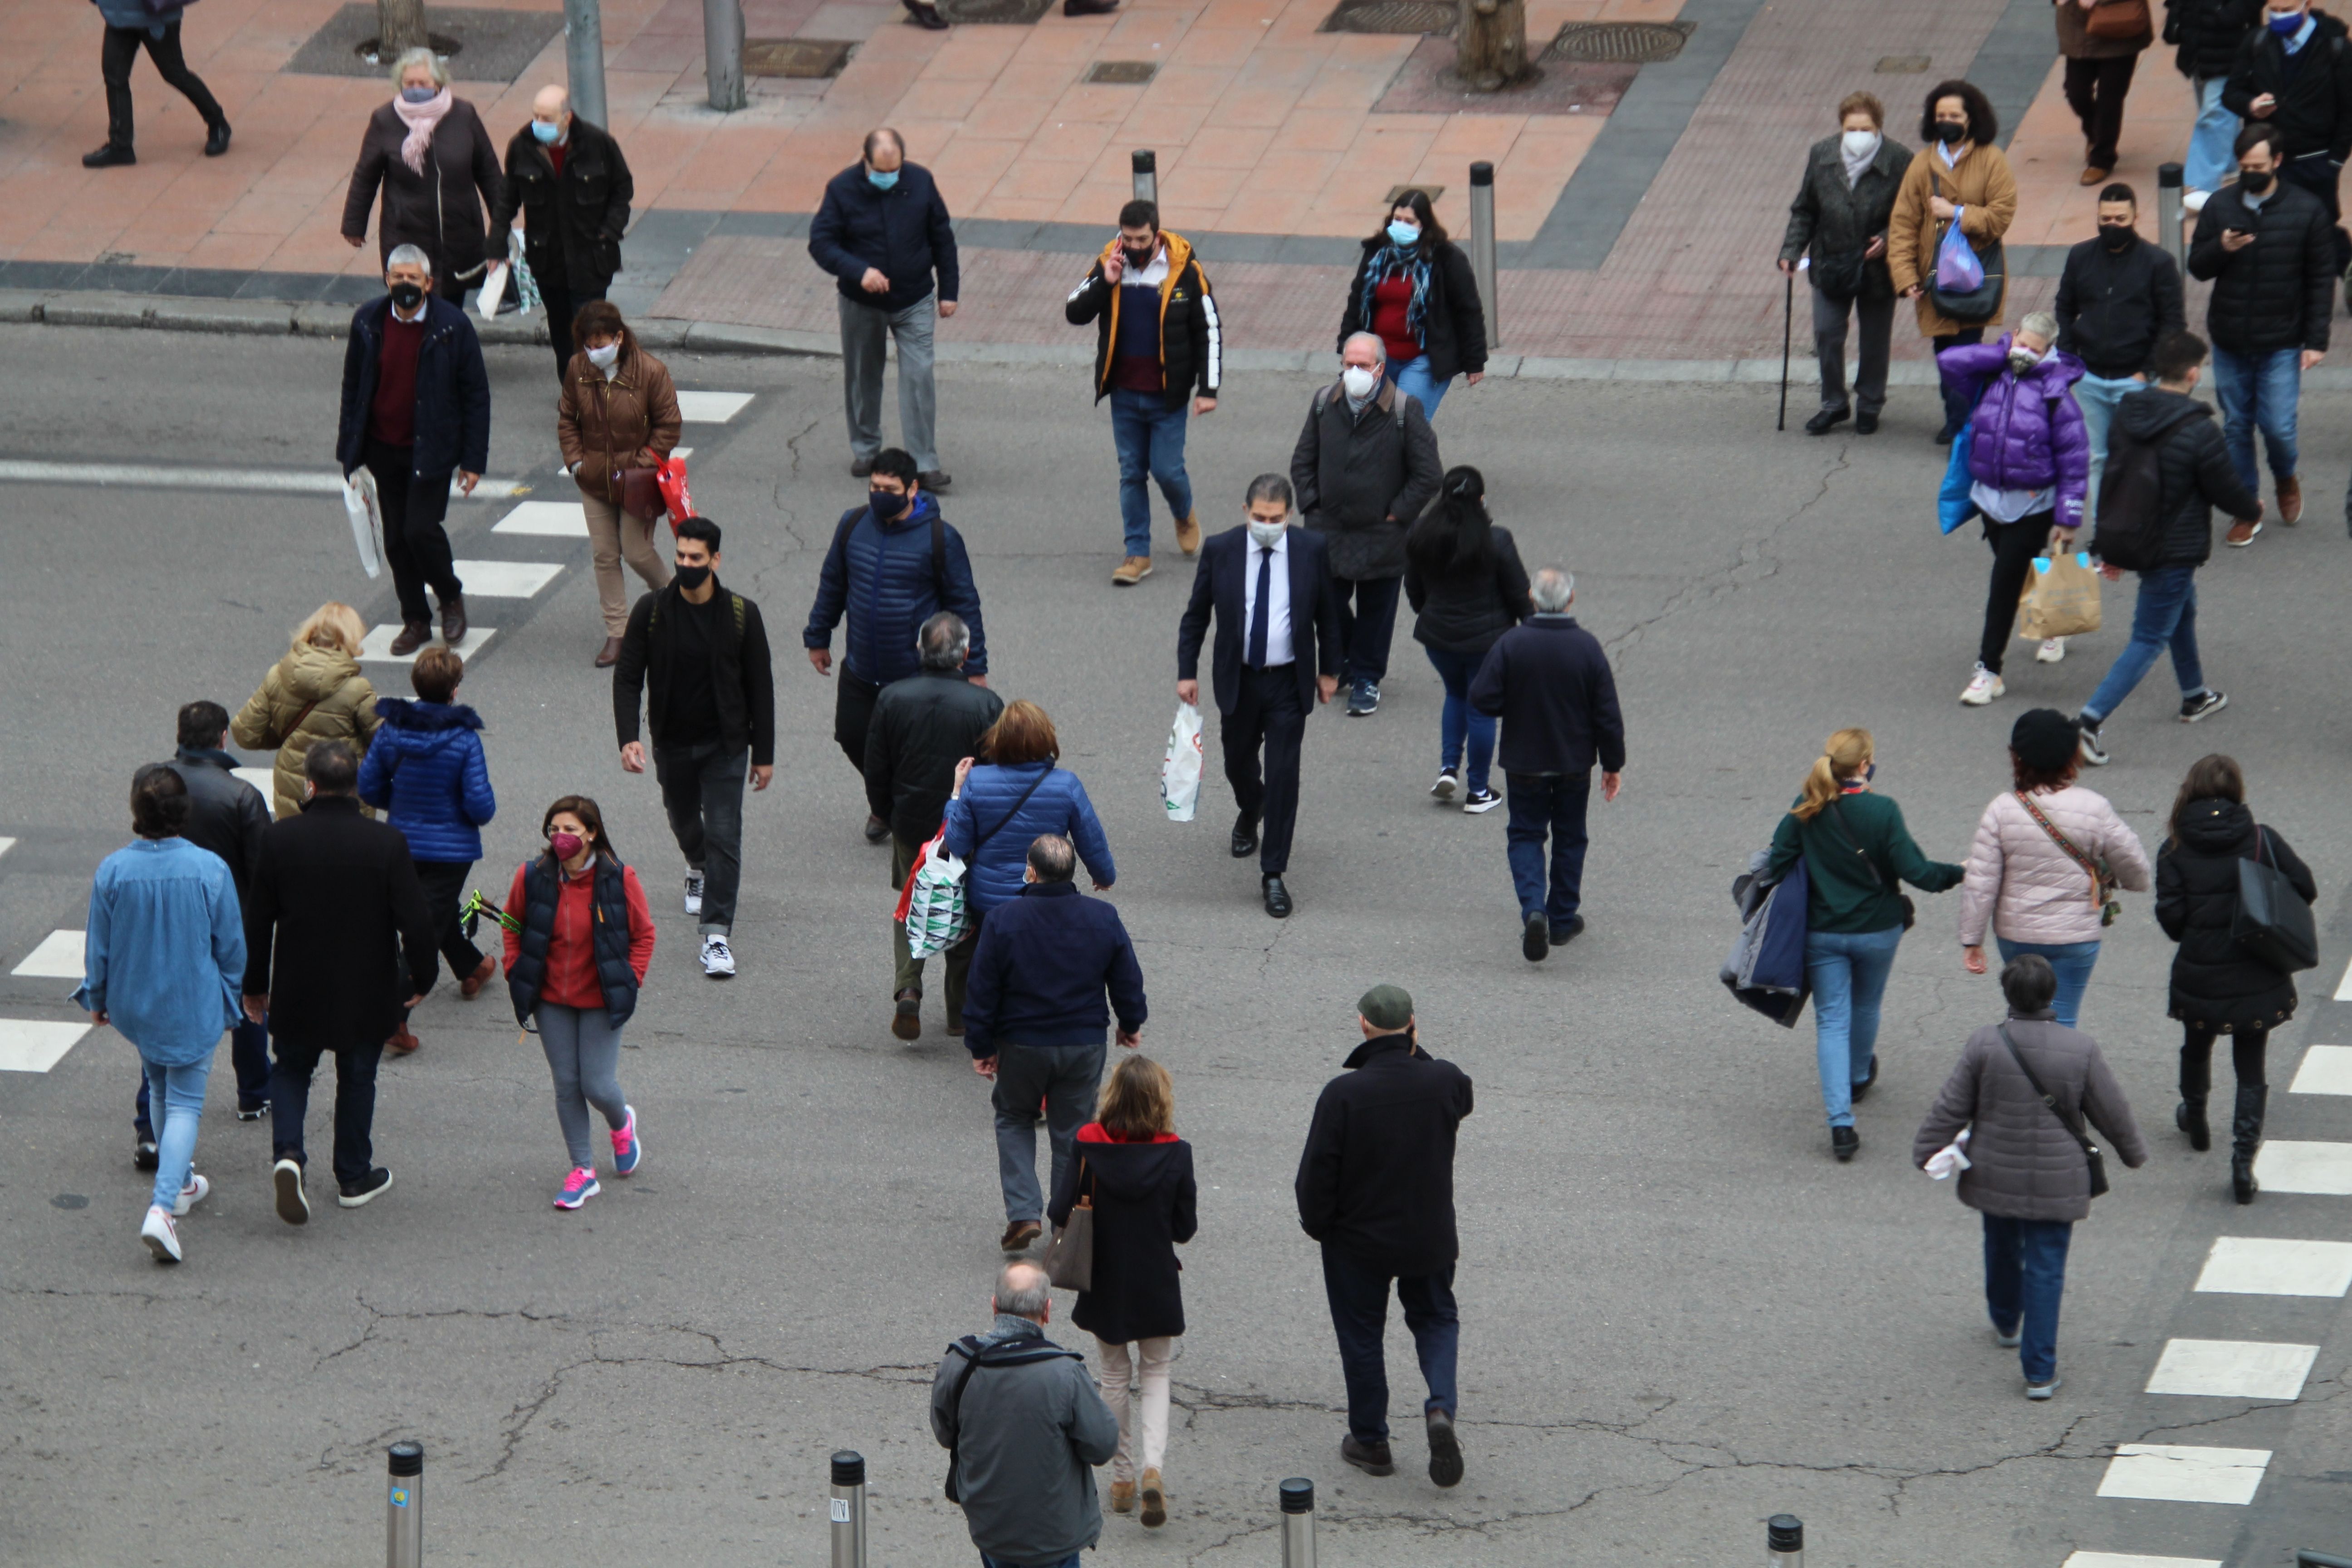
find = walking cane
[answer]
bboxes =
[1777,271,1793,431]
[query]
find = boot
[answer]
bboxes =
[2230,1084,2267,1204]
[2176,1096,2210,1152]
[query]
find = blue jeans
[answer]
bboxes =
[137,1015,269,1135]
[1321,1244,1458,1444]
[1504,770,1591,928]
[2210,345,2299,495]
[1385,354,1451,418]
[142,1054,214,1212]
[1983,1213,2073,1384]
[2073,371,2140,502]
[2185,76,2237,194]
[1805,925,1903,1128]
[1422,645,1496,793]
[2081,567,2205,725]
[1994,938,2101,1028]
[1107,387,1192,558]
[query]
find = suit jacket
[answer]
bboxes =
[1176,525,1343,714]
[243,795,436,1048]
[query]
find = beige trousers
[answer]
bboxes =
[1095,1335,1177,1481]
[582,489,672,635]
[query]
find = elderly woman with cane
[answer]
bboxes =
[1780,91,1913,435]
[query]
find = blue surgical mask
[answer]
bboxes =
[2269,8,2303,32]
[1386,219,1420,247]
[400,86,437,104]
[867,168,899,191]
[530,119,561,144]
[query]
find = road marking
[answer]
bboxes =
[11,931,83,979]
[0,837,14,859]
[0,461,526,497]
[672,446,694,460]
[493,500,588,536]
[676,391,753,423]
[0,1019,91,1073]
[2062,1556,2223,1568]
[2252,1140,2352,1195]
[2095,1445,2270,1505]
[2335,953,2352,1000]
[2194,1236,2352,1297]
[232,767,276,814]
[360,625,496,663]
[450,560,564,598]
[2145,1338,2318,1400]
[2290,1044,2352,1095]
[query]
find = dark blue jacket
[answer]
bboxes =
[336,294,493,478]
[807,162,960,314]
[357,698,496,863]
[802,492,987,684]
[1468,614,1626,776]
[943,762,1114,914]
[961,881,1147,1058]
[1175,524,1344,715]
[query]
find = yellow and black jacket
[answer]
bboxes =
[1065,230,1222,408]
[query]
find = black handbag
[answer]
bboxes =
[1812,249,1869,304]
[1998,1025,2109,1199]
[1929,233,2005,323]
[2233,826,2319,974]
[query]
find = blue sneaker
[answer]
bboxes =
[554,1166,600,1210]
[611,1106,642,1177]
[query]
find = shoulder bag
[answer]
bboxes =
[2085,0,2153,41]
[2233,825,2319,974]
[1812,247,1869,303]
[1926,167,2005,323]
[2014,791,2121,926]
[1824,799,1915,929]
[1045,1155,1094,1292]
[1998,1024,2109,1197]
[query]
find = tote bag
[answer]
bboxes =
[2233,828,2319,973]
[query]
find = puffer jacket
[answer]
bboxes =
[1780,132,1914,303]
[2222,8,2352,161]
[2156,798,2318,1029]
[1959,785,2153,946]
[1067,229,1220,408]
[2188,179,2336,354]
[230,640,382,820]
[2166,0,2262,80]
[1913,1010,2148,1222]
[1941,337,2092,527]
[802,491,987,686]
[557,342,683,508]
[356,698,496,864]
[941,762,1115,915]
[2105,387,2262,568]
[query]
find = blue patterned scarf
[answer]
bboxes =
[1362,243,1433,347]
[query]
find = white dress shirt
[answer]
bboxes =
[1240,529,1294,666]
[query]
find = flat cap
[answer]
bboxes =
[1357,984,1414,1030]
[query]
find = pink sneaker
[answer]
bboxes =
[611,1106,641,1176]
[553,1166,600,1210]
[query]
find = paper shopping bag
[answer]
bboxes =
[2017,551,2102,641]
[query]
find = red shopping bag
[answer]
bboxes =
[656,456,695,534]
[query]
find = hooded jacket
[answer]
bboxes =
[231,640,382,821]
[1294,1031,1474,1276]
[336,294,493,479]
[357,698,496,864]
[2188,178,2336,353]
[1780,130,1914,302]
[2222,8,2352,162]
[1066,230,1221,408]
[2166,0,2264,80]
[1940,336,2092,527]
[1049,1127,1197,1344]
[1913,1010,2148,1223]
[557,342,682,507]
[929,1316,1118,1564]
[2055,235,2185,378]
[801,491,987,686]
[808,161,959,314]
[1337,234,1489,382]
[485,115,634,293]
[2156,799,2318,1029]
[1958,784,2153,948]
[340,97,503,279]
[2106,387,2263,567]
[1289,376,1444,580]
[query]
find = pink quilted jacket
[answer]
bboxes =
[1957,786,2152,947]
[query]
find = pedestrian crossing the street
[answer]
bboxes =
[0,1019,89,1073]
[2096,1446,2273,1506]
[11,930,83,978]
[359,625,496,663]
[2288,1045,2352,1094]
[2144,1339,2318,1401]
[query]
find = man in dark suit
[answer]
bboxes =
[242,740,435,1224]
[1176,473,1343,918]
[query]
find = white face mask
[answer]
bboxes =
[587,342,620,370]
[1841,128,1880,158]
[1247,519,1288,549]
[1341,365,1380,400]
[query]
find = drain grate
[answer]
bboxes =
[1876,54,1931,73]
[1543,19,1693,63]
[1322,0,1456,36]
[1085,59,1159,83]
[743,37,855,76]
[939,0,1057,23]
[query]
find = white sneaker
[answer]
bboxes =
[2183,188,2210,214]
[2035,637,2066,664]
[1960,666,2005,706]
[141,1205,182,1263]
[700,934,735,978]
[172,1172,210,1216]
[683,871,704,917]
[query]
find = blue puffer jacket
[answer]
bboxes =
[1939,336,2092,528]
[802,491,988,685]
[357,699,496,863]
[942,762,1115,915]
[93,0,179,31]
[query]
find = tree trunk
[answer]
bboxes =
[1455,0,1529,91]
[378,0,430,55]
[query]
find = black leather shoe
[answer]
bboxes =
[1831,1126,1859,1162]
[204,119,231,157]
[1064,0,1119,14]
[1340,1435,1394,1475]
[83,142,136,168]
[440,594,468,646]
[863,813,892,844]
[1850,1055,1879,1103]
[918,470,952,491]
[850,456,875,478]
[1521,913,1548,962]
[1549,915,1586,946]
[1934,420,1959,447]
[1262,875,1292,918]
[1230,813,1258,859]
[1855,410,1879,435]
[1804,405,1850,436]
[903,0,950,25]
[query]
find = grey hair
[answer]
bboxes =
[1027,834,1076,883]
[864,127,903,162]
[386,243,434,277]
[994,1261,1050,1319]
[1343,330,1387,364]
[390,46,449,89]
[2020,310,2059,341]
[1531,566,1576,612]
[918,611,969,671]
[1245,473,1292,510]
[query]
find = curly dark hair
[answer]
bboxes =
[2011,748,2079,794]
[1921,79,1998,147]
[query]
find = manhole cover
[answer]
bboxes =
[1323,0,1456,36]
[938,0,1055,23]
[744,38,854,77]
[1877,54,1931,73]
[1085,59,1159,83]
[1544,19,1693,63]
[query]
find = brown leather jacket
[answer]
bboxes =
[556,342,682,506]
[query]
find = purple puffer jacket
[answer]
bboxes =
[1939,336,2092,529]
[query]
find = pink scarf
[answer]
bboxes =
[392,88,451,176]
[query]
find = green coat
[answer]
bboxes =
[231,639,381,820]
[1764,791,1964,935]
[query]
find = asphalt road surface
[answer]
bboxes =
[0,325,2346,1568]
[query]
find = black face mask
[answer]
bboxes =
[1934,120,1967,145]
[388,281,425,311]
[2098,223,2136,250]
[2241,169,2275,195]
[1122,246,1156,271]
[674,563,711,591]
[871,486,908,517]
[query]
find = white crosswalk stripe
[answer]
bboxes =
[2193,1235,2352,1296]
[0,837,14,859]
[2095,1445,2271,1505]
[2144,1338,2318,1400]
[0,460,527,497]
[2334,952,2352,1000]
[676,392,753,424]
[492,500,588,536]
[2251,1140,2352,1195]
[2063,1556,2223,1568]
[232,767,276,814]
[360,625,495,663]
[2289,1044,2352,1095]
[450,560,564,598]
[11,931,83,979]
[0,1019,91,1073]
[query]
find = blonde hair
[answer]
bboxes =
[1791,727,1874,821]
[1096,1054,1174,1140]
[294,602,367,657]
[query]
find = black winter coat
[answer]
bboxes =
[1049,1131,1197,1344]
[2166,0,2262,79]
[2106,387,2261,567]
[2223,10,2352,162]
[1295,1032,1473,1277]
[1404,524,1529,653]
[167,746,269,904]
[1289,379,1443,580]
[2156,799,2318,1029]
[1337,236,1488,383]
[2055,235,2186,377]
[485,117,634,293]
[1779,132,1913,303]
[612,580,778,766]
[863,671,1005,846]
[335,295,492,478]
[243,795,435,1047]
[2188,181,2335,353]
[340,99,504,279]
[808,162,959,314]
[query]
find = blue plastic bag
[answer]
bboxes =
[1935,219,1984,292]
[1938,422,1978,535]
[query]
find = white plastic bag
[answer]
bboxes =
[1924,1127,1973,1181]
[1161,702,1203,822]
[474,260,510,321]
[899,829,970,960]
[342,470,383,580]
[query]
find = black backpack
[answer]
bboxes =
[2090,415,2167,572]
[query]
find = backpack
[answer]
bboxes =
[2090,415,2168,572]
[937,1332,1083,1503]
[647,590,746,647]
[1312,381,1408,434]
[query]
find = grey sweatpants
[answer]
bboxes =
[839,293,939,471]
[537,1003,629,1169]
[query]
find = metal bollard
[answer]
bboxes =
[563,0,608,131]
[1132,150,1157,208]
[1468,161,1499,350]
[2158,161,2185,279]
[1767,1513,1803,1568]
[829,1452,868,1568]
[1279,1477,1316,1568]
[703,0,746,111]
[386,1442,423,1568]
[2294,1554,2352,1568]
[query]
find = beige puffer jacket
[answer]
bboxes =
[1958,785,2151,947]
[230,639,382,819]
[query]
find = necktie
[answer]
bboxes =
[1248,546,1273,668]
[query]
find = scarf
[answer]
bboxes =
[1841,132,1880,188]
[1361,242,1433,348]
[393,88,452,176]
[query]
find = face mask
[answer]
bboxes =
[1386,219,1420,246]
[400,86,437,104]
[870,486,906,516]
[1934,120,1966,146]
[2007,348,2038,375]
[2269,8,2303,32]
[530,118,562,144]
[586,342,620,369]
[2241,168,2275,194]
[1341,365,1380,400]
[674,563,711,591]
[388,281,425,311]
[867,167,898,190]
[1841,129,1880,158]
[549,831,584,861]
[1247,519,1287,549]
[2098,222,2136,250]
[1122,245,1156,271]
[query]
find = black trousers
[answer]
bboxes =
[99,22,223,152]
[833,668,882,777]
[270,1039,384,1187]
[1220,663,1307,876]
[1334,574,1403,687]
[412,858,487,991]
[1934,328,1986,433]
[539,270,609,380]
[2279,155,2352,274]
[363,437,463,626]
[1979,509,2054,673]
[2181,1023,2268,1098]
[2063,54,2136,171]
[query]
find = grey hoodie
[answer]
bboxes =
[930,1314,1119,1565]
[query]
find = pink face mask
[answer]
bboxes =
[549,831,584,860]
